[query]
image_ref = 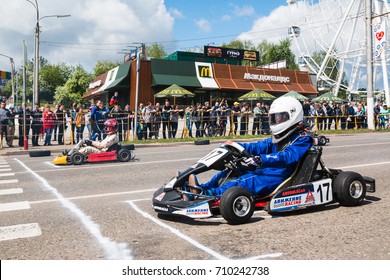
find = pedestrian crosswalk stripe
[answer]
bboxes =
[0,168,12,172]
[0,188,23,196]
[0,223,41,241]
[0,179,18,185]
[0,201,30,212]
[0,173,15,177]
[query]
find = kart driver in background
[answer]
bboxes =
[186,96,314,200]
[79,119,119,157]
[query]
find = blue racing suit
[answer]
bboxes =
[200,133,313,197]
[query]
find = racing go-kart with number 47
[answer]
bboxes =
[152,141,375,225]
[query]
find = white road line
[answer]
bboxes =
[0,179,18,185]
[0,201,30,212]
[0,168,12,172]
[30,188,155,205]
[127,200,229,260]
[0,223,41,241]
[0,165,10,168]
[15,158,133,260]
[0,173,15,177]
[0,188,23,196]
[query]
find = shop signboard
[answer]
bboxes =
[204,45,259,61]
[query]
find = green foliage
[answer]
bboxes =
[54,65,91,108]
[263,38,298,70]
[40,63,73,103]
[93,60,121,77]
[146,42,167,59]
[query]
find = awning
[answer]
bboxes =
[104,61,131,91]
[213,64,318,95]
[152,59,201,88]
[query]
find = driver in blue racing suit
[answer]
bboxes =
[187,96,314,199]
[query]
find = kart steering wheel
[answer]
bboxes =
[223,141,251,158]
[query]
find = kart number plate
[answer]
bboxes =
[197,148,228,167]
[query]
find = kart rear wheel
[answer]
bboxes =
[71,152,84,165]
[117,149,131,162]
[318,136,327,146]
[220,186,254,225]
[334,171,366,206]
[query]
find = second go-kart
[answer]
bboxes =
[152,142,375,225]
[52,140,135,165]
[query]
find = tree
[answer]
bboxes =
[40,63,73,103]
[221,39,254,50]
[54,65,91,108]
[146,42,167,59]
[93,60,121,78]
[263,38,298,70]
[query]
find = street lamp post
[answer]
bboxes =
[27,0,70,107]
[0,54,15,105]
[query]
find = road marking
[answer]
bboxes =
[0,223,41,241]
[15,158,133,260]
[0,168,12,172]
[0,165,10,168]
[0,179,18,185]
[0,201,30,212]
[127,200,229,260]
[29,188,155,205]
[129,199,283,260]
[0,173,15,177]
[0,188,23,196]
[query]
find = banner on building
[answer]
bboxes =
[373,21,386,59]
[204,46,259,61]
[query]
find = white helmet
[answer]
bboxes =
[268,96,303,143]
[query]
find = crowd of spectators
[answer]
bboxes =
[1,95,390,148]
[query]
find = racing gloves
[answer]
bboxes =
[84,140,93,146]
[243,156,262,169]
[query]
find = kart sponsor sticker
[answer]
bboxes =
[173,201,212,218]
[153,205,169,212]
[196,148,228,167]
[154,192,165,201]
[270,178,333,212]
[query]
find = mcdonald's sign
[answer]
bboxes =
[198,66,211,78]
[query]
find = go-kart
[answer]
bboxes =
[52,140,135,165]
[152,141,375,225]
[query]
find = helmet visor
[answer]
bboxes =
[269,112,290,125]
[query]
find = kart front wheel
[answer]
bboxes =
[318,136,327,146]
[71,152,84,165]
[117,149,131,162]
[220,186,254,225]
[334,171,366,206]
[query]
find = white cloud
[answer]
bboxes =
[231,4,255,17]
[195,18,212,33]
[221,14,232,22]
[169,8,184,19]
[0,0,174,73]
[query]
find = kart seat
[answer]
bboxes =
[265,147,322,198]
[106,143,119,152]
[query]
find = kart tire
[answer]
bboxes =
[318,136,327,146]
[117,149,131,162]
[29,150,51,157]
[333,171,366,206]
[220,186,254,225]
[121,144,135,151]
[194,139,210,145]
[71,152,84,165]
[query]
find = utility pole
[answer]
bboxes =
[366,0,375,130]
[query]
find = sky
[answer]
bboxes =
[0,0,290,73]
[0,0,388,92]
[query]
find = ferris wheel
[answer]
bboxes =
[287,0,390,99]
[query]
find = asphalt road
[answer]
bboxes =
[0,133,389,260]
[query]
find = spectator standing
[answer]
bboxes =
[122,104,132,141]
[153,103,162,139]
[56,105,66,145]
[17,103,31,148]
[31,105,43,146]
[0,102,11,148]
[201,101,211,136]
[252,102,262,135]
[6,105,16,147]
[69,103,78,144]
[231,102,241,135]
[169,104,181,139]
[240,103,251,135]
[43,104,56,146]
[75,107,85,143]
[260,102,270,134]
[52,104,60,141]
[161,100,172,139]
[110,104,123,141]
[193,103,202,138]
